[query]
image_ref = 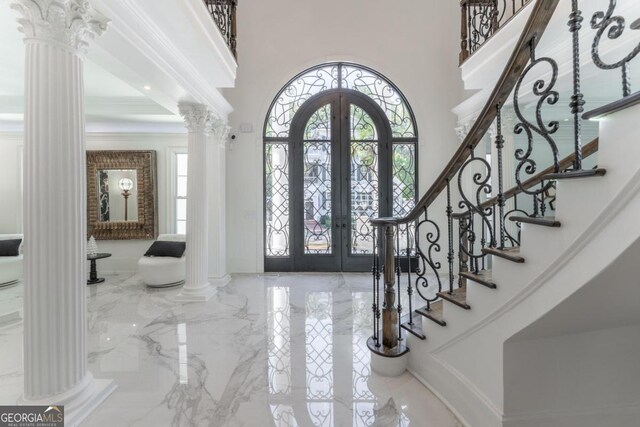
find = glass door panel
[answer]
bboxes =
[303,105,333,254]
[349,105,379,255]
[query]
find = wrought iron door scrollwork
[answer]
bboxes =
[413,210,442,302]
[591,0,640,97]
[513,39,560,198]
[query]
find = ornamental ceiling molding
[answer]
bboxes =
[12,0,109,54]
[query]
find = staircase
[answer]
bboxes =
[367,0,640,425]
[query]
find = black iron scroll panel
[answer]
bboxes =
[591,0,640,98]
[513,38,560,201]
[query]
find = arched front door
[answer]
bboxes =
[289,90,391,271]
[264,62,418,272]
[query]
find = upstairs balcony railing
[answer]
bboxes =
[460,0,532,64]
[204,0,238,59]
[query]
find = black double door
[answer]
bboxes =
[289,90,392,271]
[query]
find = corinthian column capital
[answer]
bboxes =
[209,116,231,147]
[179,103,212,134]
[12,0,109,53]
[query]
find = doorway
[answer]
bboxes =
[264,62,418,272]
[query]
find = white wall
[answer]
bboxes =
[224,0,465,272]
[504,323,640,427]
[0,131,187,273]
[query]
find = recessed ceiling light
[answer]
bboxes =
[563,118,570,121]
[143,85,151,91]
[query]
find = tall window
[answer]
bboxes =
[175,153,188,234]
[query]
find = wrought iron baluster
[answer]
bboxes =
[372,226,378,345]
[481,215,486,270]
[406,222,414,326]
[495,104,506,248]
[396,224,402,341]
[446,180,455,297]
[458,214,470,290]
[568,0,585,170]
[540,181,547,216]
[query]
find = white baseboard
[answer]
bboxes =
[407,353,502,427]
[503,401,640,427]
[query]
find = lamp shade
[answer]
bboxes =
[119,177,134,192]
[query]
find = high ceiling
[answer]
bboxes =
[0,0,183,132]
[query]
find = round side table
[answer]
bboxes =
[87,253,112,285]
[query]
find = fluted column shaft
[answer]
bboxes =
[13,0,114,416]
[177,103,216,302]
[208,119,230,285]
[23,32,89,401]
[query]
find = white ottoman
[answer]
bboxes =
[138,234,185,288]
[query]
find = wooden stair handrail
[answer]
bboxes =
[372,0,560,227]
[452,137,599,219]
[485,137,598,209]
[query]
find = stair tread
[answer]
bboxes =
[460,270,497,289]
[545,168,606,180]
[483,246,525,263]
[415,301,447,327]
[509,216,561,227]
[437,287,471,310]
[401,315,426,340]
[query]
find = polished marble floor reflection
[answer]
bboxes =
[0,273,460,427]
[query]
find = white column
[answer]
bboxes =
[208,117,230,286]
[12,0,115,422]
[177,103,216,301]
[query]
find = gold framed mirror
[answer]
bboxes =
[87,150,158,240]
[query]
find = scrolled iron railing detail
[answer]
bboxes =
[591,0,640,98]
[204,0,238,59]
[413,209,443,307]
[456,149,494,273]
[513,38,560,199]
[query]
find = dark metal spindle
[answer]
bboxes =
[540,181,546,216]
[446,180,455,294]
[396,225,402,341]
[372,226,378,344]
[568,0,585,170]
[495,104,506,248]
[406,222,414,326]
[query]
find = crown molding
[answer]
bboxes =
[88,0,234,117]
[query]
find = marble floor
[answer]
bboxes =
[0,273,460,427]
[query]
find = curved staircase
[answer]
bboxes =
[367,0,640,425]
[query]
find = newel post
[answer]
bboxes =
[382,225,398,349]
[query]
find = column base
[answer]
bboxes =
[19,374,116,427]
[175,282,217,302]
[208,274,231,287]
[370,350,409,378]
